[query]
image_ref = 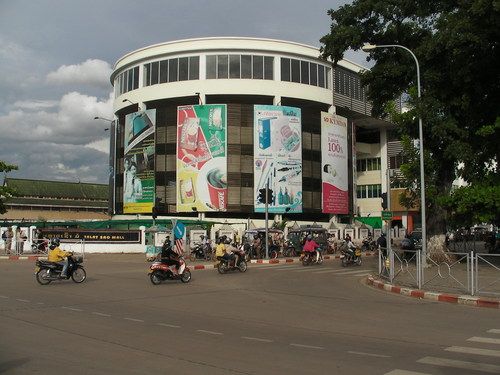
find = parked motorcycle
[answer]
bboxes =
[189,243,212,262]
[301,247,324,266]
[217,248,247,274]
[361,236,377,252]
[340,244,362,267]
[35,254,86,285]
[149,256,191,284]
[283,240,298,257]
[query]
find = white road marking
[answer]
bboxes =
[487,329,500,334]
[446,346,500,358]
[16,299,30,303]
[61,306,83,312]
[157,323,181,328]
[347,350,391,358]
[276,266,304,271]
[467,336,500,345]
[36,302,44,305]
[197,329,223,335]
[313,269,370,275]
[257,265,299,271]
[384,370,431,375]
[417,356,500,374]
[124,318,144,322]
[290,343,324,350]
[292,268,324,272]
[241,336,273,343]
[0,295,9,299]
[92,312,111,317]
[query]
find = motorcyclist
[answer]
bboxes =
[160,236,181,274]
[224,238,238,266]
[376,233,387,257]
[252,234,262,259]
[47,238,71,278]
[302,235,320,262]
[346,236,357,260]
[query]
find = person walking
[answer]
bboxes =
[4,227,13,254]
[15,228,27,255]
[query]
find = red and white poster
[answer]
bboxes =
[321,112,348,214]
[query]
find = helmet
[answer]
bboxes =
[200,235,205,239]
[50,238,60,247]
[254,234,259,240]
[224,238,232,245]
[306,235,312,240]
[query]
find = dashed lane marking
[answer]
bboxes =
[487,329,500,334]
[92,312,111,317]
[384,370,431,375]
[312,269,370,275]
[290,343,324,350]
[0,295,9,299]
[241,336,273,343]
[467,336,500,345]
[157,323,181,328]
[445,346,500,358]
[61,306,83,312]
[417,356,500,374]
[16,299,30,303]
[196,329,223,335]
[124,317,144,322]
[347,350,391,358]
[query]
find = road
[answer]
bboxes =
[1,255,499,375]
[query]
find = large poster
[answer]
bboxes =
[176,105,227,212]
[123,109,156,214]
[321,112,348,214]
[254,105,302,213]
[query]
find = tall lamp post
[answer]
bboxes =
[94,116,116,216]
[361,43,427,262]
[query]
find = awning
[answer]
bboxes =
[356,217,382,229]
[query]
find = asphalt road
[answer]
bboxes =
[1,255,499,375]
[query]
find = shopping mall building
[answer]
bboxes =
[108,37,419,233]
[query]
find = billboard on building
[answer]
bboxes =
[123,109,156,214]
[321,111,348,214]
[176,105,227,212]
[254,105,302,213]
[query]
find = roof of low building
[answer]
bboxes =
[4,178,108,201]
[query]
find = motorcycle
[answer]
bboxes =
[217,248,248,274]
[35,254,86,285]
[31,238,49,254]
[189,243,212,262]
[340,244,362,267]
[361,236,377,252]
[301,247,324,266]
[282,240,298,257]
[149,256,191,284]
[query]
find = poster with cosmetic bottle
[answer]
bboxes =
[176,104,227,212]
[321,111,348,214]
[253,105,302,213]
[123,109,156,214]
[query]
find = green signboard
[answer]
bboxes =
[381,211,393,221]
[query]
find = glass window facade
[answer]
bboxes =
[206,54,274,80]
[115,66,139,97]
[280,57,330,89]
[357,184,382,199]
[357,157,381,172]
[142,56,200,87]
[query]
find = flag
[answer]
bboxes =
[174,238,184,256]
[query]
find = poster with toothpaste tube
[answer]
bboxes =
[253,105,302,213]
[176,104,227,212]
[321,111,348,214]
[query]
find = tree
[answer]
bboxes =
[0,161,18,214]
[320,0,500,240]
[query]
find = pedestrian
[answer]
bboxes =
[16,227,27,254]
[377,233,387,257]
[4,227,13,254]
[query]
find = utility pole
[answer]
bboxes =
[265,180,269,259]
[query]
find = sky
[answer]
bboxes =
[0,0,364,185]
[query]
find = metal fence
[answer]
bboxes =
[378,249,500,297]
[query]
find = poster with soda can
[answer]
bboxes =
[253,105,302,213]
[123,109,156,214]
[176,105,227,212]
[321,111,348,214]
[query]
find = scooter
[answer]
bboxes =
[149,256,191,284]
[189,243,212,261]
[217,248,247,274]
[301,248,323,266]
[35,254,86,285]
[340,244,362,267]
[361,236,377,252]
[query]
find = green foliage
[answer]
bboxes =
[320,0,500,233]
[0,161,18,214]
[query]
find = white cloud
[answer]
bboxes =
[46,59,112,88]
[13,99,58,110]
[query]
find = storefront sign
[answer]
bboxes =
[40,229,142,243]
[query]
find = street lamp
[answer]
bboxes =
[361,43,427,262]
[94,116,113,131]
[122,98,135,106]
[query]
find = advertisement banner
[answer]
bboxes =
[321,112,348,214]
[176,105,227,212]
[254,105,302,213]
[123,109,156,214]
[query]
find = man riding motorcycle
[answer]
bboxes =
[47,238,71,278]
[160,236,182,274]
[301,235,320,262]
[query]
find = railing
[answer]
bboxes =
[379,249,500,297]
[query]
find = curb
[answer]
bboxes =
[0,255,47,261]
[250,251,377,264]
[366,276,500,309]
